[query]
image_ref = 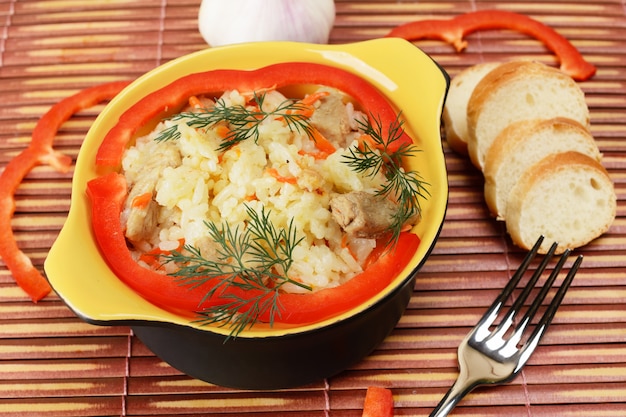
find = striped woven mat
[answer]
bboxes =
[0,1,624,415]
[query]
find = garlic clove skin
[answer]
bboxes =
[198,0,336,47]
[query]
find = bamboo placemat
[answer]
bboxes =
[0,0,624,416]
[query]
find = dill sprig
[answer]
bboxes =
[154,93,315,151]
[159,205,309,339]
[343,113,430,245]
[149,92,428,334]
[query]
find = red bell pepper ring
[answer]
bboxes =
[86,171,420,324]
[386,9,596,81]
[362,386,394,417]
[96,62,413,168]
[0,81,130,302]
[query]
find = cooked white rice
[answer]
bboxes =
[121,88,386,291]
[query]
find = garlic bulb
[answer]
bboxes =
[198,0,336,47]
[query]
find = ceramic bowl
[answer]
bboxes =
[45,38,449,389]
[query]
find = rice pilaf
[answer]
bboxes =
[119,87,398,292]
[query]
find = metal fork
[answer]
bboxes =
[430,236,583,417]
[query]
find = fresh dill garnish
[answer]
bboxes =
[154,92,315,151]
[159,205,310,339]
[343,113,430,245]
[148,91,428,335]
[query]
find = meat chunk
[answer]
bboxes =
[330,191,409,239]
[125,178,159,243]
[123,145,181,244]
[309,90,352,148]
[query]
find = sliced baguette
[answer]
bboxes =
[505,151,616,254]
[484,117,601,220]
[467,61,590,170]
[443,62,501,155]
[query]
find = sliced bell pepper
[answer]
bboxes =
[0,81,130,302]
[96,62,412,167]
[386,9,596,81]
[362,386,394,417]
[88,63,422,325]
[86,172,420,324]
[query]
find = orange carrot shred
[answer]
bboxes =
[301,90,330,106]
[188,95,203,109]
[311,129,337,155]
[139,239,185,269]
[357,133,381,151]
[266,167,297,184]
[341,234,358,261]
[241,85,277,103]
[282,91,331,120]
[131,192,153,209]
[214,123,231,139]
[298,149,330,160]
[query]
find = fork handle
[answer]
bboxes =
[429,338,481,417]
[429,376,477,417]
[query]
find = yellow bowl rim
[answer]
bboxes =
[45,38,449,338]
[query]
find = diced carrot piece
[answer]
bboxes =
[362,386,394,417]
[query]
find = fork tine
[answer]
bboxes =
[496,245,569,355]
[512,247,571,337]
[429,241,583,417]
[513,253,583,370]
[488,241,559,344]
[471,236,544,342]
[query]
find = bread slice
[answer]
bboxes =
[484,117,601,220]
[443,62,501,155]
[467,61,590,170]
[505,151,616,254]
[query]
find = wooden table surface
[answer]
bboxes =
[0,1,624,416]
